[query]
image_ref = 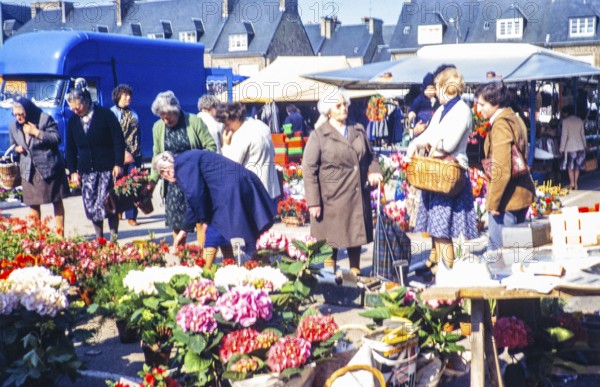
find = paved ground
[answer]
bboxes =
[2,168,600,385]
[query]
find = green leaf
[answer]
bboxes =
[270,293,292,307]
[359,307,392,320]
[172,328,190,345]
[294,280,311,297]
[288,261,306,276]
[183,351,212,373]
[142,297,160,310]
[188,334,207,354]
[280,366,302,378]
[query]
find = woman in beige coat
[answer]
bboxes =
[302,90,383,277]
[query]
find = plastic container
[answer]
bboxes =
[363,331,419,387]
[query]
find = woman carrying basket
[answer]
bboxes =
[407,66,478,278]
[9,97,69,236]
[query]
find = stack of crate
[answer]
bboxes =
[272,133,288,166]
[287,131,304,163]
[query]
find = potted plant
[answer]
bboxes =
[112,167,153,214]
[277,196,309,227]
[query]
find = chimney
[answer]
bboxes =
[362,16,382,35]
[31,1,73,23]
[115,0,134,26]
[279,0,298,13]
[222,0,229,18]
[320,16,340,39]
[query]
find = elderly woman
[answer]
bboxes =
[153,150,276,253]
[407,66,478,277]
[110,84,142,226]
[215,102,280,200]
[9,97,69,236]
[149,91,216,248]
[197,94,224,154]
[66,78,125,240]
[476,81,535,251]
[302,89,383,278]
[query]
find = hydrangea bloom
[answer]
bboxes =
[215,286,272,327]
[286,235,317,262]
[256,230,289,251]
[297,314,339,343]
[184,278,219,304]
[213,265,250,288]
[176,303,217,333]
[123,266,203,295]
[219,328,260,363]
[267,337,311,373]
[493,316,533,349]
[248,267,288,292]
[2,266,69,316]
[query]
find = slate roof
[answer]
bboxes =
[382,25,395,45]
[389,0,600,53]
[1,2,32,40]
[211,0,285,56]
[16,4,116,34]
[304,23,324,53]
[318,24,375,57]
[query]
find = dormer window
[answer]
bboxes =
[179,31,197,43]
[228,34,248,51]
[570,17,596,38]
[131,23,142,36]
[483,21,490,30]
[403,26,410,35]
[496,18,523,39]
[161,20,173,39]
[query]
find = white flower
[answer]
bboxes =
[123,265,203,295]
[214,265,250,288]
[3,266,69,316]
[249,267,289,292]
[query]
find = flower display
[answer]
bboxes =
[214,265,251,288]
[494,316,533,349]
[267,336,311,372]
[366,95,387,122]
[113,167,150,198]
[277,196,308,218]
[230,357,260,374]
[282,162,303,183]
[175,303,217,333]
[256,230,289,251]
[183,278,219,304]
[215,286,273,327]
[177,244,205,267]
[123,266,203,295]
[296,314,339,343]
[286,235,318,262]
[469,167,487,198]
[138,364,180,387]
[2,266,69,317]
[474,197,486,222]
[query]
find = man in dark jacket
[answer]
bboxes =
[283,104,306,136]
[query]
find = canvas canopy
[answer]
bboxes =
[303,43,600,88]
[229,56,394,102]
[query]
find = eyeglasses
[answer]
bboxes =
[13,112,26,117]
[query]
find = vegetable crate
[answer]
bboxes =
[549,207,600,245]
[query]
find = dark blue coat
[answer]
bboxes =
[175,150,277,247]
[409,94,440,125]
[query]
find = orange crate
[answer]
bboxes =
[272,133,286,143]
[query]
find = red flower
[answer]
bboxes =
[61,268,77,285]
[222,258,235,266]
[97,237,107,245]
[144,373,156,385]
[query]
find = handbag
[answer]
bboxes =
[482,124,529,181]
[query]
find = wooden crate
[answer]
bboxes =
[549,207,600,245]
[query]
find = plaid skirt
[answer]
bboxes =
[414,171,478,240]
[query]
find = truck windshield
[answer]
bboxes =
[0,78,66,108]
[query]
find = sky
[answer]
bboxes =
[13,0,404,26]
[297,0,403,25]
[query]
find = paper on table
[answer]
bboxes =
[501,273,558,293]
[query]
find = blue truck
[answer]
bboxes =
[0,30,233,158]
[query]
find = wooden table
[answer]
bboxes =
[421,286,600,387]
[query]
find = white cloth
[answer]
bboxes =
[198,111,223,154]
[222,118,281,199]
[407,99,472,170]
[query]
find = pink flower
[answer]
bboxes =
[184,278,219,305]
[215,286,272,327]
[267,337,311,373]
[493,316,532,349]
[175,303,217,333]
[256,231,289,251]
[219,329,260,363]
[297,314,339,343]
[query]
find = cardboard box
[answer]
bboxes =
[502,221,551,248]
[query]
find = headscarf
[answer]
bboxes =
[14,97,43,126]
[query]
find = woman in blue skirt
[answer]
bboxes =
[407,65,478,274]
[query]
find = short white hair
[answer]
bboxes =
[317,89,351,116]
[152,151,175,174]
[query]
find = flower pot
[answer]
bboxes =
[116,319,138,344]
[141,342,172,368]
[135,195,154,215]
[282,215,305,227]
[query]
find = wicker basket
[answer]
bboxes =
[324,364,386,387]
[0,146,21,189]
[406,155,465,197]
[282,214,305,227]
